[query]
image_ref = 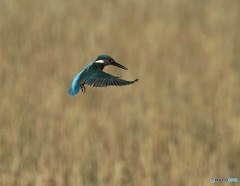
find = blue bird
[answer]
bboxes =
[68,55,138,96]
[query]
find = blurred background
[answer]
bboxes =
[0,0,239,185]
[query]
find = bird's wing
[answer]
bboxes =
[82,69,138,87]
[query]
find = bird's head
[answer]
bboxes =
[95,54,128,70]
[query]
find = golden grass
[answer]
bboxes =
[0,0,239,185]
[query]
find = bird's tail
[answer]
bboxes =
[68,87,79,96]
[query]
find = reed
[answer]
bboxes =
[0,0,239,185]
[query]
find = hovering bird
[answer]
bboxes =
[68,55,138,96]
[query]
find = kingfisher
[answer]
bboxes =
[68,54,138,96]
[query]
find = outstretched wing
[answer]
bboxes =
[82,69,138,87]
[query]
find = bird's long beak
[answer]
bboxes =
[112,61,128,70]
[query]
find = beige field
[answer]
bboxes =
[0,0,239,185]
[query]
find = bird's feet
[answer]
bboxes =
[80,84,86,93]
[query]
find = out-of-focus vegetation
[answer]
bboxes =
[0,0,239,185]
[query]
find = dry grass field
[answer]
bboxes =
[0,0,240,185]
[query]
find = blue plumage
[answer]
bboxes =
[68,55,138,96]
[68,71,82,96]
